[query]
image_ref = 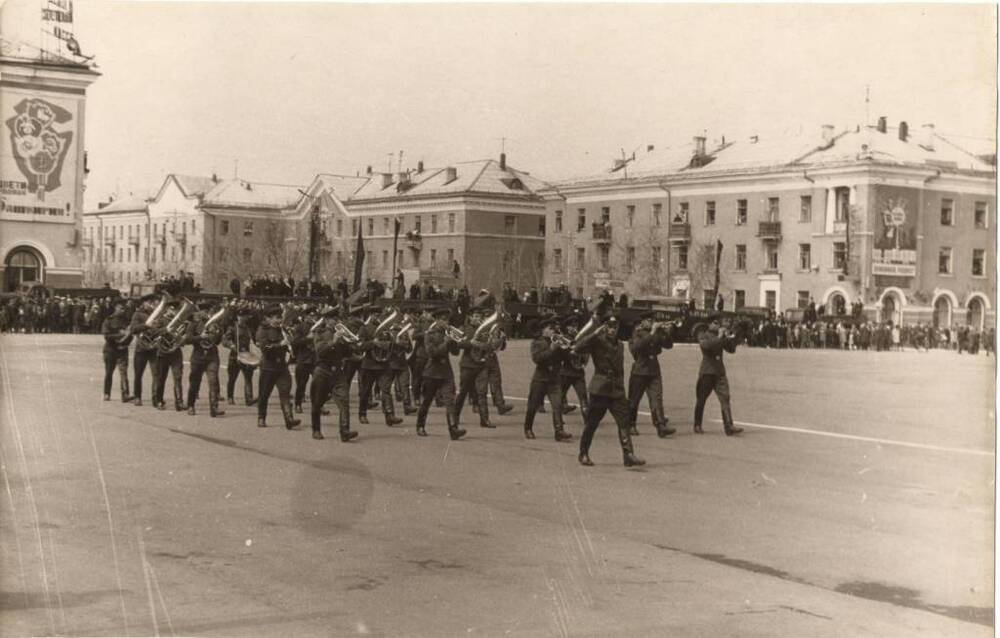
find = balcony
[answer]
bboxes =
[81,237,93,248]
[104,235,117,247]
[758,221,782,241]
[405,231,422,250]
[668,222,691,243]
[172,231,187,246]
[128,235,140,247]
[591,222,612,243]
[154,232,167,245]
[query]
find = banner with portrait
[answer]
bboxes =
[871,187,918,277]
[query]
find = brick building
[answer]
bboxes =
[541,120,996,329]
[294,156,548,295]
[1,46,99,290]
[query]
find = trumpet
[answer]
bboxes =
[652,319,685,333]
[551,334,572,349]
[445,325,466,342]
[333,322,361,344]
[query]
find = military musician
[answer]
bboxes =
[184,300,226,417]
[523,317,573,442]
[414,307,466,440]
[129,294,160,407]
[693,319,743,436]
[627,313,678,438]
[152,300,187,412]
[223,308,258,406]
[310,308,358,441]
[357,307,403,426]
[101,298,133,403]
[255,304,301,429]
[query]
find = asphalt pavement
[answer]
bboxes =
[0,334,994,637]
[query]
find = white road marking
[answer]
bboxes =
[503,396,994,457]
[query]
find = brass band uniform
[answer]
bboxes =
[101,299,133,402]
[357,309,403,426]
[184,301,226,417]
[153,301,188,412]
[292,310,317,413]
[310,312,358,442]
[129,295,160,407]
[693,320,743,436]
[223,310,257,406]
[559,315,589,421]
[255,304,301,429]
[389,318,418,415]
[627,315,678,438]
[523,317,573,442]
[414,307,466,440]
[453,308,494,429]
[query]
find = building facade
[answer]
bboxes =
[1,52,99,290]
[295,156,548,294]
[541,121,996,329]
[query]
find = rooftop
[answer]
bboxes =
[201,179,304,210]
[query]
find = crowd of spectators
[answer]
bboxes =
[746,318,994,354]
[0,295,121,334]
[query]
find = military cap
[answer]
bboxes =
[540,316,561,329]
[431,307,452,319]
[562,313,582,328]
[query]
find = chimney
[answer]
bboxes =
[877,116,887,133]
[499,152,506,171]
[647,144,655,152]
[920,123,935,151]
[693,136,706,157]
[366,165,373,175]
[245,182,252,191]
[750,135,759,144]
[444,166,457,183]
[211,172,218,183]
[898,121,909,141]
[417,160,424,173]
[381,173,394,189]
[821,124,834,146]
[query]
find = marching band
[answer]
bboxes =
[99,289,744,467]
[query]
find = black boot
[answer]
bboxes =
[497,404,513,415]
[258,417,267,428]
[693,423,704,434]
[524,427,536,439]
[281,400,301,430]
[620,428,644,466]
[578,452,594,466]
[103,394,111,401]
[416,423,428,437]
[624,452,646,467]
[227,397,235,405]
[629,425,640,436]
[246,396,258,407]
[339,427,358,442]
[564,404,577,414]
[554,427,572,442]
[358,414,370,425]
[295,404,303,414]
[313,430,325,440]
[724,424,744,436]
[187,405,196,416]
[403,406,418,415]
[656,419,676,438]
[134,398,143,407]
[210,398,225,418]
[448,413,466,441]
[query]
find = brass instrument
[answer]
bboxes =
[395,322,416,359]
[573,315,599,346]
[445,325,466,342]
[371,310,399,363]
[115,324,134,345]
[137,295,168,349]
[196,305,228,350]
[652,319,685,333]
[155,299,194,354]
[551,334,572,349]
[333,322,361,344]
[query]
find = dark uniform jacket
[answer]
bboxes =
[422,323,460,380]
[560,350,589,379]
[130,309,157,352]
[530,337,566,383]
[359,323,390,370]
[291,321,316,366]
[698,331,737,377]
[315,328,352,371]
[102,314,132,353]
[574,329,626,399]
[628,327,673,377]
[186,313,222,361]
[459,325,491,369]
[256,324,289,371]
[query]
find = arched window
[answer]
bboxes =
[4,248,43,292]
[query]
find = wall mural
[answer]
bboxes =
[5,98,74,197]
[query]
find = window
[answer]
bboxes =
[677,244,688,270]
[448,213,456,233]
[798,243,811,271]
[366,251,373,270]
[703,290,716,310]
[431,215,438,233]
[182,221,187,236]
[367,218,374,234]
[119,248,124,262]
[352,219,358,235]
[766,245,779,270]
[383,217,390,234]
[938,247,952,274]
[626,247,635,273]
[538,218,546,236]
[652,246,661,270]
[447,248,454,265]
[675,202,689,223]
[600,207,610,223]
[504,216,515,233]
[576,247,585,269]
[577,208,586,231]
[797,291,810,308]
[502,251,514,270]
[336,251,343,270]
[192,220,196,234]
[599,245,610,270]
[414,216,421,233]
[553,248,563,271]
[736,199,747,225]
[554,210,563,232]
[800,196,812,222]
[430,249,437,268]
[833,242,847,270]
[336,219,342,237]
[219,247,228,262]
[220,220,229,235]
[767,197,780,221]
[536,252,544,271]
[765,290,776,310]
[734,289,746,309]
[626,205,635,228]
[974,202,988,229]
[398,250,404,267]
[143,247,148,262]
[705,201,716,226]
[972,249,985,276]
[735,244,747,271]
[382,250,388,268]
[191,245,197,260]
[835,188,850,222]
[652,203,662,227]
[243,248,252,262]
[243,221,253,236]
[940,199,954,226]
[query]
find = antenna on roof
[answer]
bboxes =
[611,146,638,178]
[398,150,404,174]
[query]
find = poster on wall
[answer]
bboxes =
[871,188,917,277]
[1,93,77,223]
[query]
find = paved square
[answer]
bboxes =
[0,335,994,636]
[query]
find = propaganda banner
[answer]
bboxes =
[871,187,918,277]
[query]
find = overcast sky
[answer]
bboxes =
[2,1,996,208]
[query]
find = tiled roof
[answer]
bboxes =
[85,194,149,215]
[554,126,995,188]
[201,179,303,209]
[345,159,549,202]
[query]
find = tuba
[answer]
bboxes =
[445,324,466,342]
[137,295,169,349]
[197,305,228,350]
[156,299,194,354]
